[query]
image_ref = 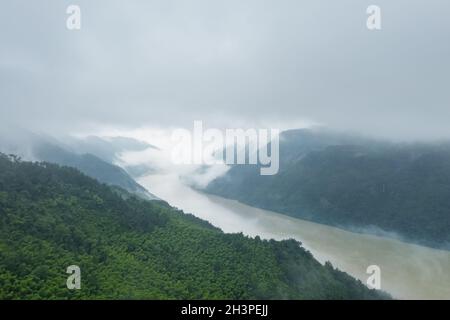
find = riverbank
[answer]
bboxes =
[139,173,450,300]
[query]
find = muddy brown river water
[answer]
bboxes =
[140,173,450,299]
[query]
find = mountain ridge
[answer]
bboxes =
[205,129,450,250]
[0,153,389,299]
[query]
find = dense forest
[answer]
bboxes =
[0,153,387,299]
[206,129,450,249]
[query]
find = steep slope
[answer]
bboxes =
[67,136,160,179]
[0,130,158,200]
[205,129,450,249]
[0,154,387,299]
[32,142,158,200]
[65,135,157,164]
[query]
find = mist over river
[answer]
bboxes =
[139,173,450,300]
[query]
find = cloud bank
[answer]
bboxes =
[1,0,449,140]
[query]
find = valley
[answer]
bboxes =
[140,173,450,300]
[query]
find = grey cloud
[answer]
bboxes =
[0,0,449,140]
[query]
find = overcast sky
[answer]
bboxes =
[1,0,449,140]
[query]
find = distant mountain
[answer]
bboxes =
[64,135,160,179]
[0,153,388,299]
[32,142,159,201]
[66,135,158,163]
[205,129,450,249]
[0,131,158,200]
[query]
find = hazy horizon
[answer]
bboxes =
[1,0,449,141]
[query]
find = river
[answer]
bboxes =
[139,173,450,300]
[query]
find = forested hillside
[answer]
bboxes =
[0,154,387,299]
[206,129,450,249]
